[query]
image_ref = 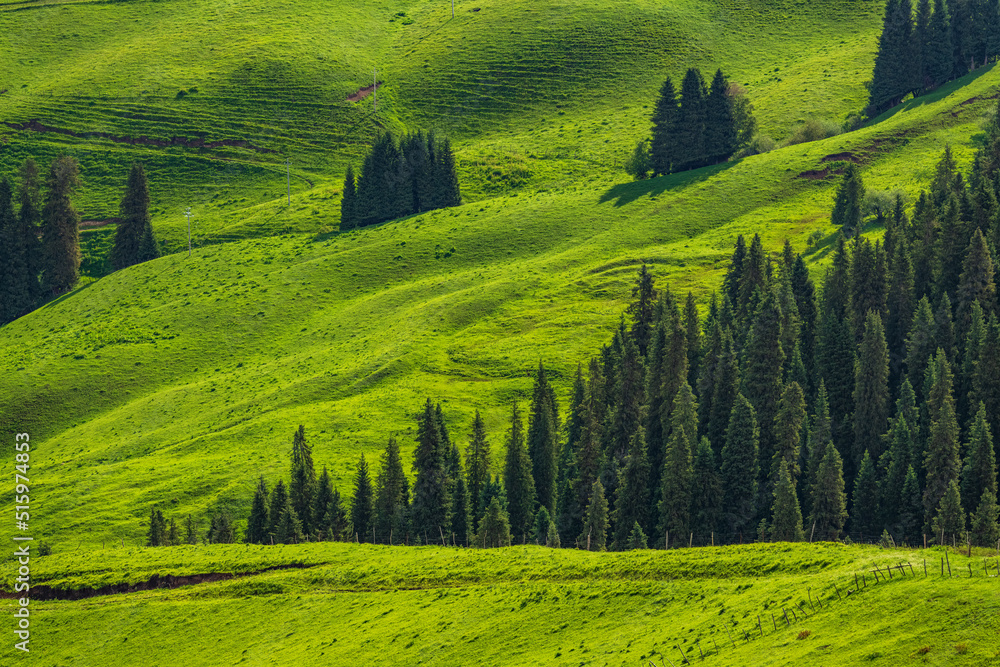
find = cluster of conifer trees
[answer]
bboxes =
[867,0,1000,115]
[146,507,234,546]
[634,68,756,179]
[110,163,160,272]
[340,131,461,230]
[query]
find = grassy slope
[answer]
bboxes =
[8,543,1000,666]
[0,64,997,548]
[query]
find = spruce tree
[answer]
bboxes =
[923,348,962,526]
[465,410,491,523]
[675,68,707,171]
[111,163,153,270]
[146,507,165,547]
[626,521,648,550]
[683,292,701,386]
[708,326,740,452]
[40,155,81,296]
[853,311,891,469]
[881,416,914,530]
[851,451,881,540]
[580,479,609,551]
[312,467,338,541]
[809,441,848,541]
[476,496,512,548]
[451,466,470,546]
[350,454,375,542]
[935,197,966,301]
[0,179,27,324]
[628,264,658,357]
[659,383,697,547]
[960,403,997,514]
[868,0,916,114]
[340,165,358,230]
[528,361,559,514]
[650,77,680,176]
[704,68,737,164]
[931,479,966,544]
[720,394,759,535]
[274,492,303,545]
[791,255,819,395]
[905,296,938,399]
[970,489,1000,547]
[771,381,807,492]
[805,381,833,515]
[849,237,888,340]
[411,398,451,541]
[185,514,197,545]
[899,465,924,544]
[435,137,462,208]
[17,159,42,308]
[972,314,1000,442]
[771,459,805,542]
[612,430,651,548]
[245,476,270,544]
[610,332,645,462]
[374,437,410,544]
[691,436,722,538]
[503,400,535,542]
[926,0,954,86]
[167,519,179,546]
[830,165,865,236]
[957,228,996,332]
[289,425,316,536]
[267,480,290,544]
[533,506,552,545]
[546,519,562,548]
[887,235,915,382]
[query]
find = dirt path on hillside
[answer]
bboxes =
[347,81,382,103]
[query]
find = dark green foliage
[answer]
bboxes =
[684,291,701,387]
[528,361,559,514]
[245,477,270,545]
[289,425,316,537]
[267,480,290,544]
[881,416,914,530]
[771,459,805,542]
[16,159,42,308]
[451,463,470,546]
[851,450,881,539]
[704,69,737,165]
[146,507,166,547]
[628,264,658,358]
[956,228,995,333]
[850,238,889,341]
[0,179,28,325]
[609,331,645,462]
[809,441,848,541]
[534,506,552,545]
[612,429,651,548]
[923,349,962,526]
[650,77,680,177]
[853,311,891,469]
[111,163,156,270]
[435,137,462,208]
[411,399,451,540]
[207,513,236,544]
[659,383,697,545]
[771,381,807,492]
[184,515,197,545]
[887,234,915,382]
[503,400,535,542]
[465,410,491,523]
[691,436,722,537]
[791,255,819,395]
[926,0,954,87]
[707,326,740,452]
[580,479,609,551]
[546,520,562,548]
[40,155,82,296]
[805,381,833,516]
[935,198,966,302]
[340,165,357,230]
[931,479,966,544]
[905,297,938,399]
[476,496,512,548]
[674,68,707,172]
[313,467,342,541]
[720,394,759,535]
[972,314,1000,442]
[645,320,670,497]
[970,490,1000,547]
[350,454,375,542]
[961,404,997,514]
[375,437,410,544]
[867,0,917,114]
[737,234,769,331]
[899,465,924,544]
[831,165,865,236]
[723,235,747,309]
[626,521,648,550]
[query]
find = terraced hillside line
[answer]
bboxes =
[347,81,382,102]
[2,120,277,153]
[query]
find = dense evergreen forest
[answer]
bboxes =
[148,102,1000,550]
[867,0,1000,115]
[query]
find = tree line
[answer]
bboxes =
[0,158,159,327]
[867,0,1000,116]
[340,131,461,231]
[626,67,757,180]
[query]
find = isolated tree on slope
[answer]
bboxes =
[111,163,157,270]
[40,155,82,296]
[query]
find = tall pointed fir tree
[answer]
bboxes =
[805,381,833,516]
[435,137,462,208]
[503,400,535,543]
[312,467,341,541]
[704,68,737,165]
[580,479,609,551]
[881,415,914,530]
[791,255,819,396]
[374,437,410,544]
[683,291,702,387]
[923,348,962,528]
[905,297,938,400]
[350,454,375,542]
[111,163,156,270]
[830,165,865,236]
[853,311,891,471]
[528,361,559,515]
[932,479,966,544]
[271,480,303,545]
[411,399,451,542]
[675,68,707,172]
[0,179,27,324]
[628,264,658,358]
[957,228,996,334]
[340,165,358,230]
[887,234,915,383]
[899,465,924,544]
[851,450,881,540]
[476,495,512,548]
[707,326,740,452]
[245,477,270,544]
[289,425,316,537]
[961,403,997,514]
[809,441,848,541]
[465,410,491,524]
[40,155,82,296]
[557,366,586,540]
[849,237,888,341]
[720,394,759,536]
[450,451,470,546]
[612,429,651,549]
[650,77,680,176]
[771,459,805,542]
[970,489,1000,547]
[926,0,954,87]
[771,381,807,492]
[17,158,42,309]
[659,382,697,547]
[867,0,916,114]
[691,436,722,539]
[972,314,1000,443]
[610,331,645,463]
[266,480,290,543]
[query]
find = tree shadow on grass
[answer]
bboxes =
[599,160,739,207]
[867,63,996,127]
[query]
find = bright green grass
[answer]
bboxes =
[0,0,885,232]
[5,543,1000,665]
[0,66,997,549]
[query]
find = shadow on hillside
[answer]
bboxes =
[868,63,996,126]
[599,161,738,207]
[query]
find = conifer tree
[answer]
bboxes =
[697,316,722,436]
[289,425,316,536]
[650,77,680,176]
[546,519,562,548]
[626,521,648,550]
[451,465,470,546]
[926,0,954,86]
[932,479,966,544]
[723,235,747,308]
[809,441,848,541]
[704,69,737,164]
[476,496,512,548]
[0,179,28,324]
[887,234,915,381]
[411,398,451,540]
[350,454,375,542]
[805,381,833,514]
[312,467,339,541]
[111,163,154,270]
[374,437,410,544]
[961,403,997,514]
[245,476,270,544]
[899,465,924,543]
[613,430,651,548]
[167,519,179,546]
[659,383,697,546]
[675,68,707,171]
[915,0,932,86]
[851,451,881,539]
[957,228,996,332]
[818,306,856,456]
[146,507,166,547]
[849,238,888,340]
[628,264,658,357]
[970,490,1000,547]
[580,479,609,551]
[645,320,670,496]
[533,506,552,545]
[40,155,81,296]
[503,400,535,542]
[185,514,197,545]
[465,410,491,523]
[791,255,819,394]
[905,296,938,401]
[683,291,701,386]
[267,480,290,544]
[972,314,1000,441]
[771,459,805,542]
[691,436,722,537]
[737,234,769,331]
[881,416,914,530]
[272,491,303,545]
[935,198,966,302]
[868,0,916,114]
[830,165,865,236]
[853,312,891,469]
[528,361,559,514]
[610,332,646,463]
[16,159,42,308]
[720,394,759,535]
[923,350,962,528]
[340,165,357,230]
[323,487,350,541]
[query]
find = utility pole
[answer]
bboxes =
[185,207,192,258]
[286,159,291,205]
[373,68,377,113]
[452,0,454,18]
